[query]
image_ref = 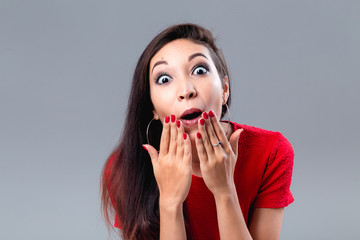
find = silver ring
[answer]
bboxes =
[212,141,222,147]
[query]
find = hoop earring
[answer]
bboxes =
[146,118,156,145]
[222,103,231,136]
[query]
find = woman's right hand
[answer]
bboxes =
[143,115,192,207]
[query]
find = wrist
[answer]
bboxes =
[213,186,238,203]
[159,197,184,213]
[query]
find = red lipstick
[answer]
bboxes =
[180,108,203,126]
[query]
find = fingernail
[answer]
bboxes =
[183,133,187,140]
[203,112,208,119]
[176,120,180,128]
[142,145,148,151]
[209,111,215,118]
[165,116,170,123]
[200,118,205,125]
[171,115,175,122]
[196,132,201,139]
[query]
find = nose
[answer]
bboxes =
[178,81,197,101]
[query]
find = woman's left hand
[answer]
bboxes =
[195,111,243,197]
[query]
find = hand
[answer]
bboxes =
[195,111,243,197]
[143,115,192,207]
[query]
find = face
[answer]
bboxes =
[149,39,229,137]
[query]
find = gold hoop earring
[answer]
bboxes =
[221,103,231,136]
[146,118,156,145]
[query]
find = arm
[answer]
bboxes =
[159,200,187,240]
[248,132,293,239]
[144,116,192,240]
[214,191,284,240]
[215,201,284,240]
[196,112,285,240]
[214,188,252,240]
[195,111,252,239]
[249,208,284,240]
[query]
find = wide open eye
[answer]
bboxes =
[156,74,171,85]
[192,64,209,75]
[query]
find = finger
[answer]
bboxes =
[202,112,222,155]
[198,116,214,157]
[168,115,178,155]
[229,129,243,156]
[176,120,184,158]
[142,144,159,165]
[208,110,231,152]
[159,116,171,156]
[195,132,208,163]
[183,132,192,165]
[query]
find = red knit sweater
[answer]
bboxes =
[113,122,294,239]
[182,122,294,239]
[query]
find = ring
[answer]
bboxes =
[212,141,222,147]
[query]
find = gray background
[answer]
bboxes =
[1,0,359,239]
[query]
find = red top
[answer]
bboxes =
[114,122,294,239]
[183,122,294,239]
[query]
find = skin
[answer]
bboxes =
[143,39,284,240]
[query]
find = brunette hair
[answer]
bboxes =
[101,23,231,239]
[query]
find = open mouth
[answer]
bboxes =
[182,111,202,120]
[180,108,203,126]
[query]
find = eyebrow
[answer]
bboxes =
[151,53,208,73]
[188,53,208,62]
[152,60,168,73]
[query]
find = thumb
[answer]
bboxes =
[229,129,243,156]
[142,144,159,164]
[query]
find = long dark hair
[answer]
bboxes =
[101,23,231,239]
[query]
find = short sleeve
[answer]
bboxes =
[253,133,294,208]
[114,215,122,229]
[105,152,123,229]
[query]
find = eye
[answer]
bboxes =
[155,74,171,85]
[192,64,209,75]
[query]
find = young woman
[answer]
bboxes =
[101,23,294,240]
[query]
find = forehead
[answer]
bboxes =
[150,39,211,66]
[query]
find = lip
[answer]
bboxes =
[180,108,203,126]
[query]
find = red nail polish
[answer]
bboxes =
[171,115,175,122]
[176,120,180,128]
[165,116,170,123]
[196,132,201,139]
[142,145,148,151]
[209,111,215,118]
[183,133,187,140]
[200,118,205,125]
[203,112,208,119]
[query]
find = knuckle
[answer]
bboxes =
[209,131,216,139]
[176,149,184,157]
[184,151,191,158]
[177,139,184,148]
[216,152,226,162]
[199,148,207,156]
[203,138,211,147]
[162,135,170,142]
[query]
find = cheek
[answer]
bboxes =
[205,81,224,115]
[150,87,175,119]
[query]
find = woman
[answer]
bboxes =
[101,23,294,240]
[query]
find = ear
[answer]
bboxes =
[222,76,230,105]
[152,110,160,120]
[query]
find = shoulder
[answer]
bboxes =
[103,149,121,190]
[230,121,292,153]
[231,121,284,139]
[230,121,294,173]
[230,122,295,208]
